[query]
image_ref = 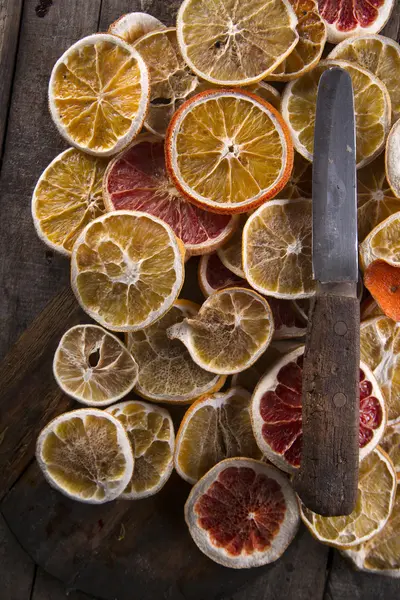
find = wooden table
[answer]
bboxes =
[0,1,400,599]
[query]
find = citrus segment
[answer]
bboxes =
[386,118,400,198]
[166,89,294,213]
[176,0,299,86]
[381,423,400,481]
[276,152,312,199]
[36,408,134,503]
[185,458,300,568]
[364,259,400,321]
[107,400,174,499]
[108,12,166,45]
[48,34,149,156]
[359,212,400,270]
[71,211,185,332]
[217,215,246,277]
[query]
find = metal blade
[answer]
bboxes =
[312,67,358,283]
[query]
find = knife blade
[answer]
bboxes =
[293,67,360,516]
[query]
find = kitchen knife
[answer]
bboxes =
[293,67,360,516]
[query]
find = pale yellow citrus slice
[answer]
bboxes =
[217,215,246,278]
[329,34,400,122]
[32,148,108,255]
[243,198,315,299]
[48,34,149,156]
[108,12,166,44]
[36,408,134,503]
[107,400,174,499]
[276,151,312,199]
[166,89,294,214]
[53,324,138,406]
[251,82,281,110]
[176,0,299,86]
[300,447,397,548]
[282,59,391,168]
[386,118,400,198]
[70,211,185,332]
[168,287,274,375]
[359,212,400,270]
[185,457,300,568]
[126,299,225,404]
[268,0,327,81]
[360,316,400,424]
[381,423,400,480]
[175,387,261,484]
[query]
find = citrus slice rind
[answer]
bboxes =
[32,148,108,256]
[386,118,400,198]
[174,387,261,484]
[53,324,138,406]
[380,422,400,480]
[185,457,300,568]
[198,253,246,298]
[176,0,299,86]
[48,34,149,157]
[168,287,275,375]
[107,400,174,499]
[364,259,400,322]
[70,211,185,332]
[36,408,134,504]
[359,212,400,270]
[108,12,166,45]
[126,299,226,404]
[217,215,246,277]
[165,89,294,214]
[300,447,397,548]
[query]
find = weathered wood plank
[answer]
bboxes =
[0,512,35,600]
[32,568,96,600]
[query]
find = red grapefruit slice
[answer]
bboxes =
[251,347,386,473]
[318,0,395,43]
[103,134,237,256]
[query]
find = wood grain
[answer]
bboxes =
[32,568,95,600]
[0,512,35,600]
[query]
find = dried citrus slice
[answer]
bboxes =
[108,12,166,44]
[165,89,294,213]
[251,82,281,110]
[198,253,245,297]
[360,296,383,320]
[176,0,299,86]
[185,458,300,568]
[103,135,237,256]
[318,0,395,44]
[106,400,174,499]
[71,211,185,332]
[126,299,225,404]
[276,152,312,199]
[251,347,386,474]
[48,34,149,156]
[329,34,400,122]
[36,408,133,503]
[243,198,315,299]
[53,325,138,406]
[217,215,246,277]
[282,59,391,168]
[134,28,200,137]
[360,316,400,424]
[381,423,400,480]
[175,387,261,484]
[168,287,274,375]
[32,149,108,255]
[268,0,327,81]
[364,259,400,321]
[343,487,400,576]
[268,298,307,339]
[386,118,400,198]
[359,212,400,271]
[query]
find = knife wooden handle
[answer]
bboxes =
[293,287,360,516]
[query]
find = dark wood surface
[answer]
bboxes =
[0,2,400,599]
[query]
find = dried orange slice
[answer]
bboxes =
[107,400,174,499]
[185,458,300,568]
[381,423,400,481]
[126,299,225,404]
[268,0,327,81]
[48,34,149,156]
[168,287,274,375]
[217,215,246,277]
[175,387,261,484]
[359,212,400,271]
[243,198,315,299]
[198,253,245,298]
[53,325,138,406]
[276,152,312,199]
[108,12,166,44]
[32,148,108,255]
[364,259,400,322]
[386,118,400,198]
[36,408,134,503]
[71,211,185,332]
[176,0,299,86]
[282,59,391,168]
[165,89,294,214]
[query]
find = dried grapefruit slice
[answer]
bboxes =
[364,259,400,321]
[126,299,225,404]
[165,89,294,214]
[301,447,396,548]
[251,347,386,474]
[175,388,261,484]
[185,458,300,568]
[48,34,149,156]
[53,325,138,406]
[198,253,245,297]
[276,152,312,199]
[103,135,237,256]
[71,211,185,332]
[217,215,246,277]
[168,287,274,375]
[386,118,400,198]
[359,212,400,271]
[381,423,400,480]
[36,408,134,504]
[108,12,166,45]
[107,400,174,499]
[176,0,299,86]
[317,0,395,44]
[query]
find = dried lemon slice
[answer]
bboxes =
[108,12,166,44]
[217,215,246,278]
[381,423,400,480]
[359,212,400,270]
[386,118,400,198]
